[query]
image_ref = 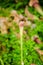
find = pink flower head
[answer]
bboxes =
[19,21,24,28]
[31,64,36,65]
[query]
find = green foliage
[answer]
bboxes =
[0,19,43,65]
[0,32,21,65]
[0,0,29,9]
[0,0,43,9]
[23,40,43,65]
[0,0,43,65]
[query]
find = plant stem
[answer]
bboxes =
[19,22,24,65]
[0,58,4,65]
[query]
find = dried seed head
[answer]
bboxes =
[32,35,38,40]
[19,14,24,20]
[11,10,18,17]
[29,0,39,7]
[31,24,36,29]
[32,35,41,44]
[25,21,31,26]
[0,17,8,34]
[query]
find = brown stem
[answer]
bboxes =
[34,4,43,16]
[36,48,43,55]
[25,6,39,21]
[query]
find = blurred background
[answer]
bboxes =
[0,0,43,8]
